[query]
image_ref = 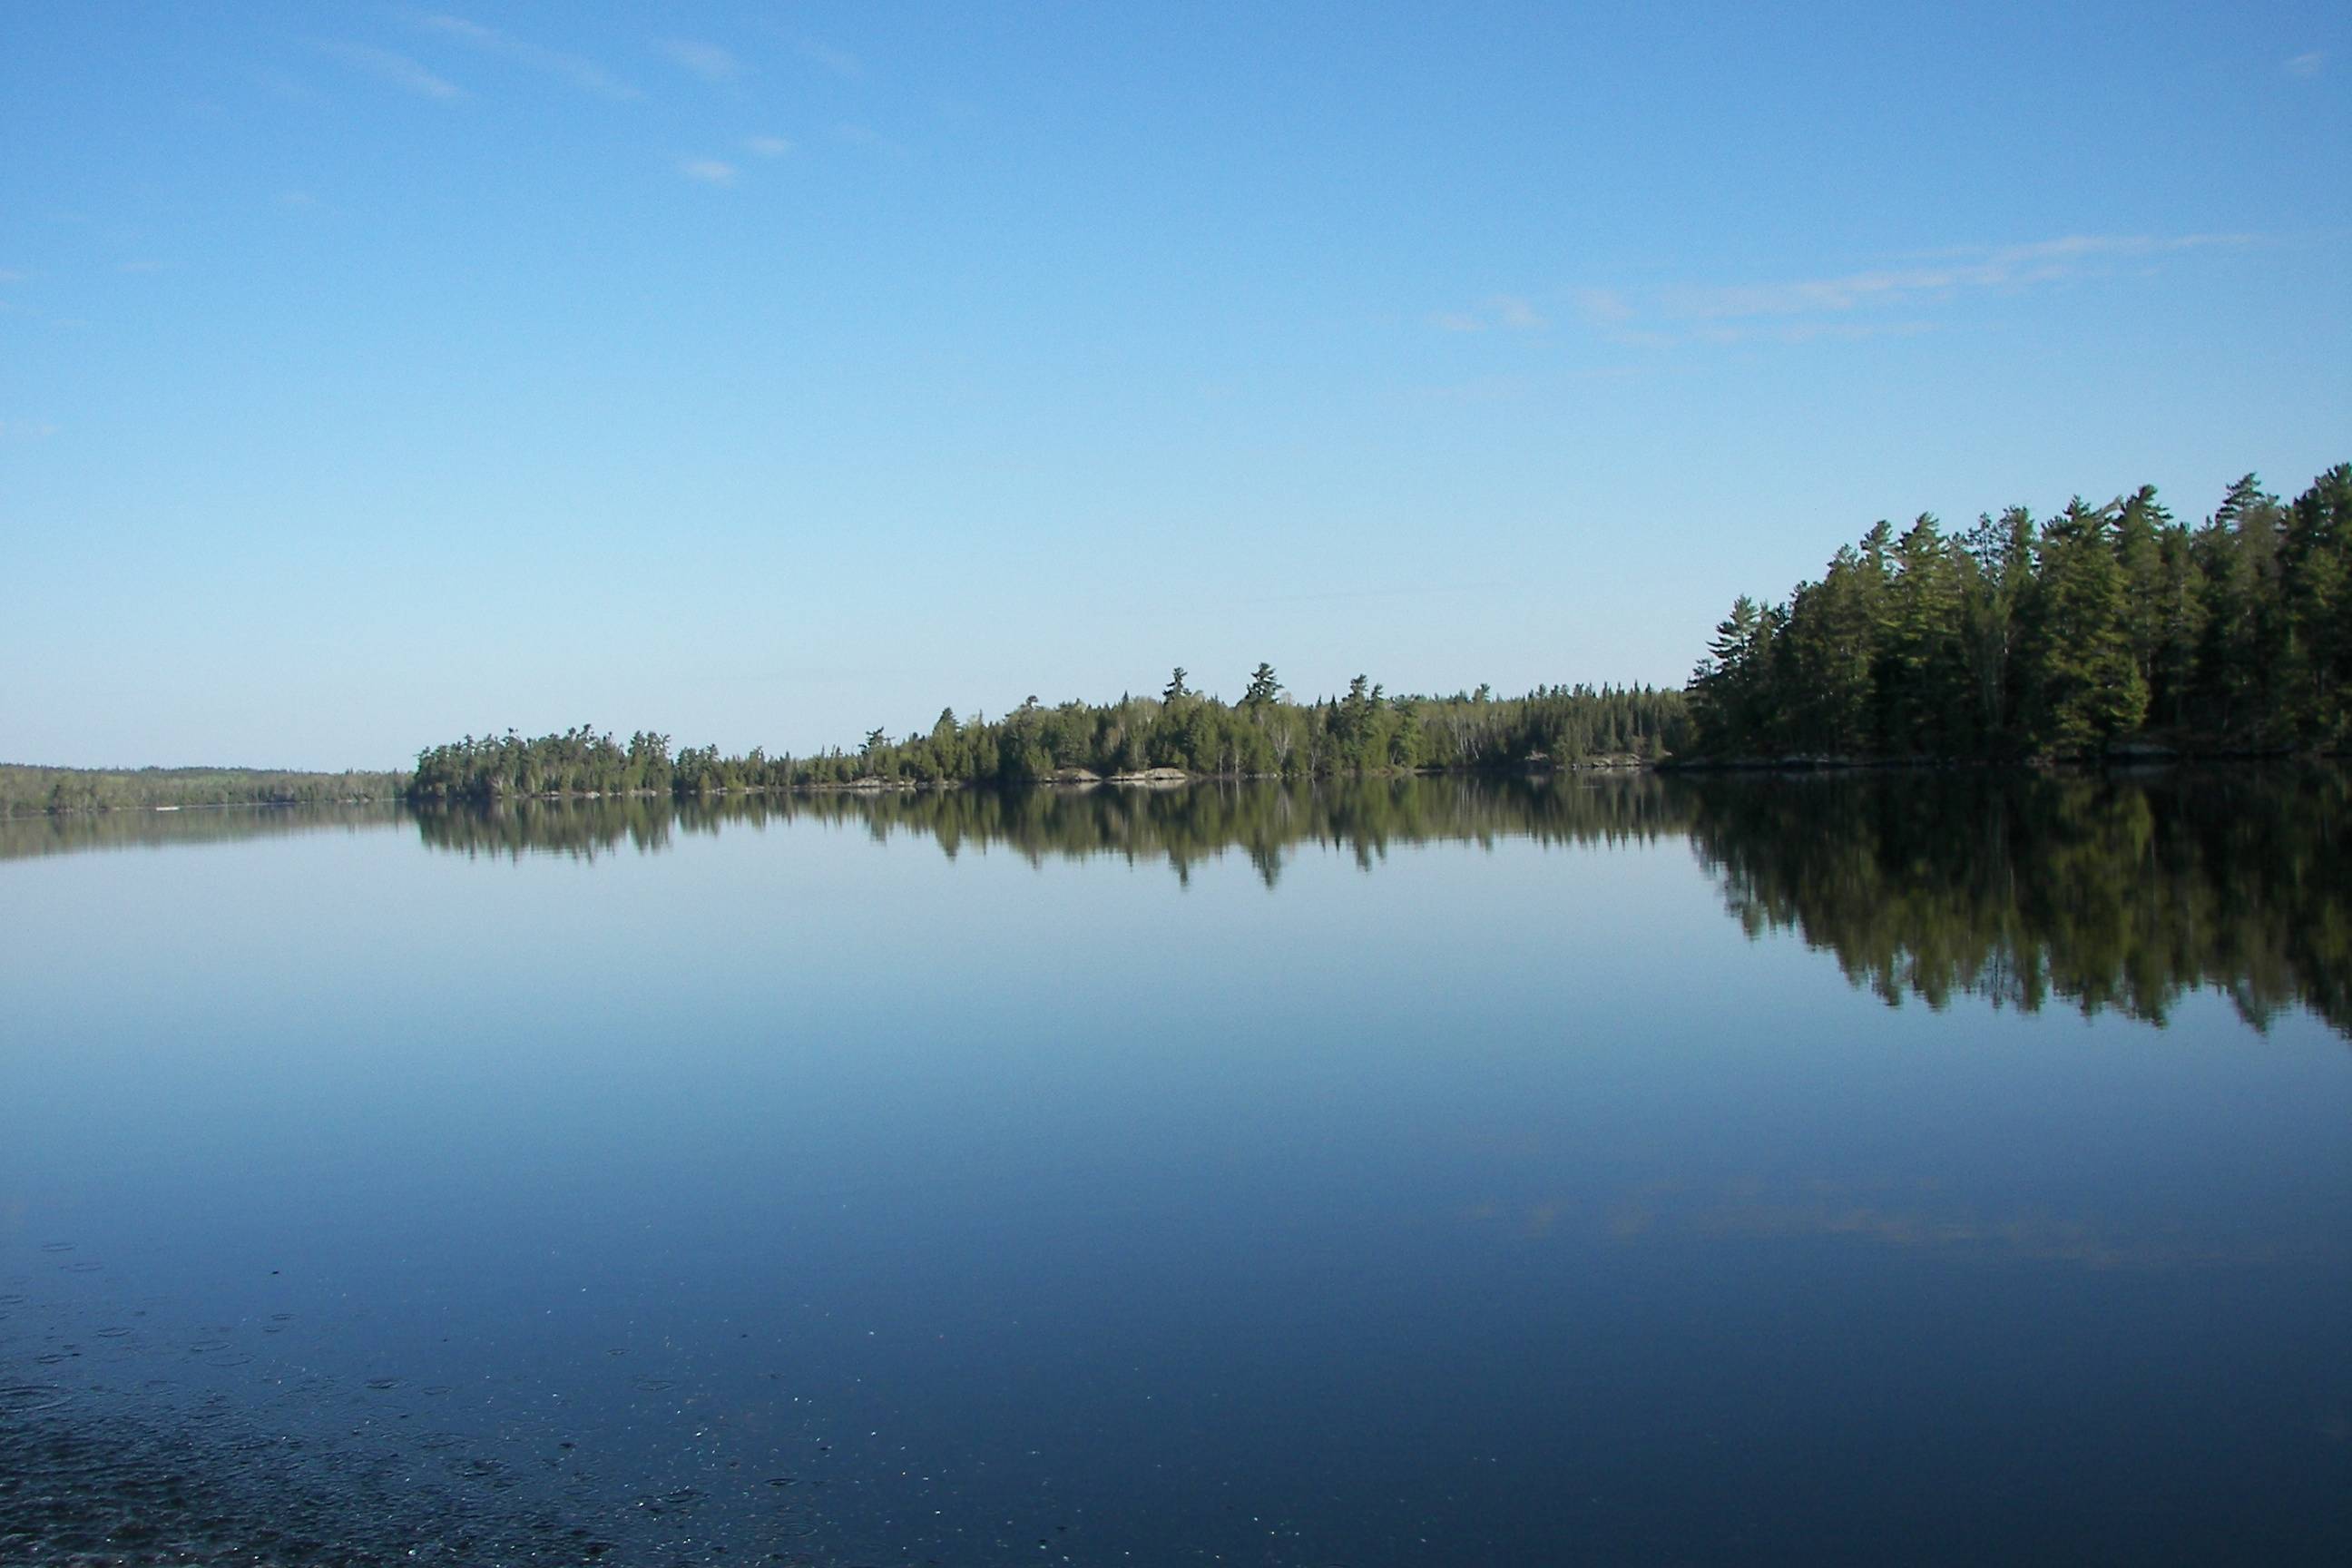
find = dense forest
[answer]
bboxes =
[1687,464,2352,759]
[406,672,1690,799]
[0,763,406,818]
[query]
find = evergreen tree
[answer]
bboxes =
[1884,514,1965,754]
[2020,500,2146,753]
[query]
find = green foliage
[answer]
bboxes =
[408,726,691,800]
[0,763,403,817]
[2022,498,2147,751]
[1688,464,2352,758]
[403,667,1691,799]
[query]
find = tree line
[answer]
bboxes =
[0,763,406,818]
[1686,464,2351,759]
[405,672,1690,799]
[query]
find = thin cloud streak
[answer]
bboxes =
[412,13,642,101]
[1492,294,1548,330]
[1441,233,2256,352]
[678,158,738,186]
[1430,294,1550,333]
[746,134,793,158]
[1574,287,1633,325]
[659,39,741,83]
[797,38,863,80]
[2286,50,2325,78]
[315,41,465,100]
[1661,233,2256,320]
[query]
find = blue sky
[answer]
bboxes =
[3,2,2347,769]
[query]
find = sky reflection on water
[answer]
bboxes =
[3,772,2347,1564]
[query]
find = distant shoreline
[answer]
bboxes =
[14,748,2352,819]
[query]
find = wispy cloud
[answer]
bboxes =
[116,260,165,274]
[1491,294,1547,330]
[678,158,738,186]
[277,190,318,209]
[2285,50,2325,78]
[0,418,63,443]
[1573,287,1633,326]
[412,13,642,101]
[1430,293,1550,333]
[797,38,862,80]
[746,134,793,159]
[316,41,465,100]
[1526,232,2259,350]
[1647,318,1940,348]
[659,38,741,83]
[0,269,26,286]
[1661,233,2254,320]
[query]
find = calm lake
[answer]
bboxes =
[4,770,2347,1565]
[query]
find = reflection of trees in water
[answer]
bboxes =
[1684,767,2350,1034]
[410,796,681,862]
[410,769,2350,1035]
[0,802,406,862]
[769,774,1685,886]
[411,775,1687,884]
[22,771,2337,1036]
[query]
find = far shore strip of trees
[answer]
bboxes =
[406,678,1689,800]
[0,764,406,818]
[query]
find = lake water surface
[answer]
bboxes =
[4,771,2347,1564]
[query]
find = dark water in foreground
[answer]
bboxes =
[3,770,2347,1565]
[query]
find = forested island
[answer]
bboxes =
[1688,464,2350,760]
[406,675,1686,799]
